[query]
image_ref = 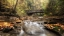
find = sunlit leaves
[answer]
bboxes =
[1,0,17,9]
[24,0,49,10]
[7,0,16,6]
[1,0,64,16]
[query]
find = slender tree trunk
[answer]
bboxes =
[12,0,18,14]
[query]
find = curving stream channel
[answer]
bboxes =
[18,20,59,36]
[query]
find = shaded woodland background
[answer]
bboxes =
[0,0,64,16]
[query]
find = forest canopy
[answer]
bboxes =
[0,0,64,16]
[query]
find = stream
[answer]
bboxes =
[0,20,60,36]
[18,20,58,36]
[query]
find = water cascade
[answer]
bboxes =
[18,20,47,36]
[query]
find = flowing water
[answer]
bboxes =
[18,20,58,36]
[0,20,58,36]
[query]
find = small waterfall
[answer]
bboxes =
[24,20,46,36]
[13,19,58,36]
[18,20,47,36]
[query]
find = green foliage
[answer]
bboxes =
[44,0,64,16]
[1,0,64,16]
[53,26,64,34]
[0,0,16,9]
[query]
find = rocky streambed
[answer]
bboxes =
[17,20,59,36]
[0,20,61,36]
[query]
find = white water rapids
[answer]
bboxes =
[18,20,57,36]
[18,20,47,36]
